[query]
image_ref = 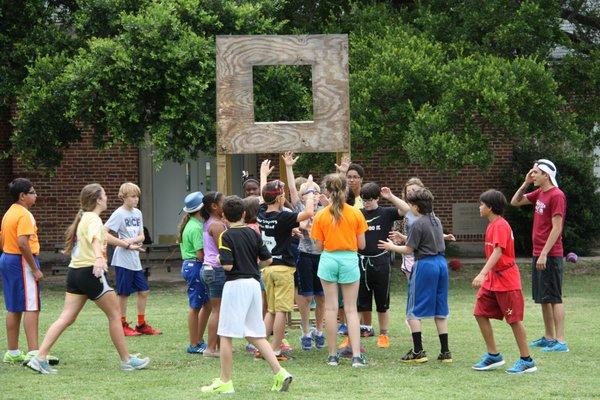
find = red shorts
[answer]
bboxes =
[474,288,524,324]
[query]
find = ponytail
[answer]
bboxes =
[64,183,104,255]
[63,209,84,255]
[177,213,191,244]
[323,173,347,223]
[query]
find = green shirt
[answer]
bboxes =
[180,216,203,260]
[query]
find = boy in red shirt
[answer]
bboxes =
[472,190,536,374]
[511,159,568,352]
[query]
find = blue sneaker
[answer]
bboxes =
[301,334,313,351]
[541,341,569,352]
[186,341,207,354]
[312,331,326,349]
[472,353,505,371]
[121,354,150,371]
[337,323,348,336]
[529,336,555,348]
[506,358,537,374]
[26,357,58,375]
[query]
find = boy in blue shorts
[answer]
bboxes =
[201,196,292,394]
[105,182,161,336]
[379,188,452,363]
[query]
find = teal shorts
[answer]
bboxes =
[317,251,360,284]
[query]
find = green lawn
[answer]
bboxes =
[1,262,599,400]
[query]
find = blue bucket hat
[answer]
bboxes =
[182,191,204,214]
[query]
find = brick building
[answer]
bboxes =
[0,108,513,254]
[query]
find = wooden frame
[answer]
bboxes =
[216,35,350,193]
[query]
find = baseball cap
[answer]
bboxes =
[535,159,558,187]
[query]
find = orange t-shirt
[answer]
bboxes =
[1,204,40,255]
[311,204,368,251]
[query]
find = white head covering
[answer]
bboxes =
[535,159,558,187]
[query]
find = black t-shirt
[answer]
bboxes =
[257,204,299,267]
[406,214,446,260]
[360,206,401,256]
[218,226,271,282]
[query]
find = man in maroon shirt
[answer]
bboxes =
[511,159,569,352]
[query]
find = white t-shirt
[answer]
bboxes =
[105,206,143,271]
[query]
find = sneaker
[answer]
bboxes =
[312,331,326,349]
[3,350,25,363]
[301,334,313,351]
[337,344,366,359]
[281,339,293,352]
[271,368,293,392]
[276,352,292,361]
[360,326,375,337]
[337,323,348,336]
[135,322,162,335]
[26,357,58,374]
[338,337,350,349]
[437,351,453,363]
[541,341,569,353]
[123,321,142,336]
[506,358,538,374]
[22,350,60,366]
[472,353,505,371]
[121,355,150,371]
[245,343,257,353]
[351,353,367,368]
[326,354,340,366]
[201,378,235,394]
[377,334,390,348]
[401,349,428,363]
[529,336,555,348]
[186,341,207,354]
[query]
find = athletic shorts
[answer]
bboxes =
[532,256,563,304]
[218,278,266,338]
[262,265,295,313]
[406,255,449,320]
[357,254,391,313]
[296,252,323,297]
[201,265,226,299]
[0,253,41,312]
[66,267,113,300]
[181,260,209,309]
[114,266,149,296]
[474,288,524,324]
[317,251,360,284]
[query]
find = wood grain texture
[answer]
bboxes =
[216,35,349,154]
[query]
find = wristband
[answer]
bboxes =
[126,243,131,249]
[304,189,317,195]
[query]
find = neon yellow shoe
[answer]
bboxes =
[201,378,234,394]
[3,350,25,363]
[271,368,293,392]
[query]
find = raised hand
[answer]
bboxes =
[282,151,299,167]
[261,159,274,177]
[335,155,351,174]
[380,186,392,199]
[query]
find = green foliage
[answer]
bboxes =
[503,145,600,256]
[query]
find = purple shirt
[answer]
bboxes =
[203,217,225,268]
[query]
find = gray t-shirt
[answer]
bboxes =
[293,202,321,255]
[406,213,445,260]
[105,206,143,271]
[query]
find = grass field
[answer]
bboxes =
[1,262,599,400]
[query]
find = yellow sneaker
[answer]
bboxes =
[377,334,390,348]
[338,337,350,349]
[201,378,234,394]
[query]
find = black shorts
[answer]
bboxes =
[296,252,323,297]
[67,267,113,300]
[532,256,563,304]
[357,253,391,313]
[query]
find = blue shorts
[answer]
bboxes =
[181,260,209,309]
[297,252,323,296]
[406,255,449,320]
[201,265,226,299]
[114,266,149,296]
[317,251,360,284]
[0,253,41,312]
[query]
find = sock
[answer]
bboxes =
[121,316,127,324]
[303,332,311,338]
[8,349,20,357]
[137,314,145,326]
[412,332,423,353]
[489,352,500,357]
[314,330,322,336]
[439,333,449,353]
[521,356,533,362]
